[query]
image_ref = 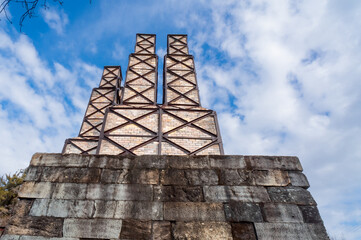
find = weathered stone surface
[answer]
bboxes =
[89,155,135,169]
[136,155,167,169]
[245,156,302,171]
[210,155,246,169]
[267,187,316,205]
[307,223,330,240]
[204,186,270,203]
[18,182,53,199]
[41,167,101,183]
[128,169,159,184]
[219,169,248,185]
[160,169,187,185]
[86,184,153,201]
[115,201,163,220]
[52,183,87,200]
[152,221,171,240]
[93,200,116,218]
[231,223,257,240]
[262,203,303,223]
[29,199,49,217]
[224,202,263,222]
[31,199,94,218]
[31,153,89,167]
[164,202,225,221]
[47,200,94,218]
[114,184,153,201]
[184,169,219,185]
[63,219,122,238]
[154,186,203,202]
[0,235,20,240]
[250,170,290,186]
[7,216,63,237]
[119,219,151,239]
[255,222,329,240]
[288,171,310,188]
[168,156,209,169]
[172,222,232,239]
[24,167,42,182]
[299,205,323,223]
[86,184,116,200]
[100,169,123,183]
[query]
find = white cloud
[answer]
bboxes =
[0,29,101,176]
[41,8,69,34]
[168,0,361,239]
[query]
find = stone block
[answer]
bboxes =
[63,219,122,239]
[18,182,53,199]
[128,169,159,184]
[244,156,302,171]
[52,183,87,200]
[6,216,63,237]
[0,235,20,240]
[93,200,117,218]
[152,221,171,240]
[250,170,290,186]
[172,222,232,240]
[164,202,225,221]
[160,169,187,185]
[299,205,323,223]
[231,223,257,240]
[210,155,246,169]
[29,199,50,216]
[30,153,89,167]
[114,201,163,220]
[88,155,135,169]
[86,184,116,200]
[262,203,303,223]
[100,169,123,183]
[307,223,330,240]
[41,167,101,183]
[154,186,203,202]
[219,169,248,185]
[114,184,153,201]
[184,169,219,185]
[203,186,270,203]
[254,222,329,240]
[24,167,42,182]
[267,187,316,205]
[167,156,209,169]
[47,200,94,218]
[288,171,310,188]
[136,155,167,169]
[224,202,263,222]
[60,167,101,183]
[119,219,151,239]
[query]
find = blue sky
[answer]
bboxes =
[1,0,361,239]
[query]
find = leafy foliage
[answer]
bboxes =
[0,170,25,215]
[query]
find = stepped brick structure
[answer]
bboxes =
[63,34,223,156]
[0,34,329,240]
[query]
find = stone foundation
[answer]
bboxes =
[0,153,329,239]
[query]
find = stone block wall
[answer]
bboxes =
[1,153,329,240]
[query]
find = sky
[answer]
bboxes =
[0,0,360,238]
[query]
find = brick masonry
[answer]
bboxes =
[0,153,329,239]
[62,34,224,156]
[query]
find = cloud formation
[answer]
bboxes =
[41,8,69,34]
[0,29,101,176]
[0,0,360,239]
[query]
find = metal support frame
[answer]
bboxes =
[64,34,224,156]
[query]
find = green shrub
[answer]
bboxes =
[0,170,25,215]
